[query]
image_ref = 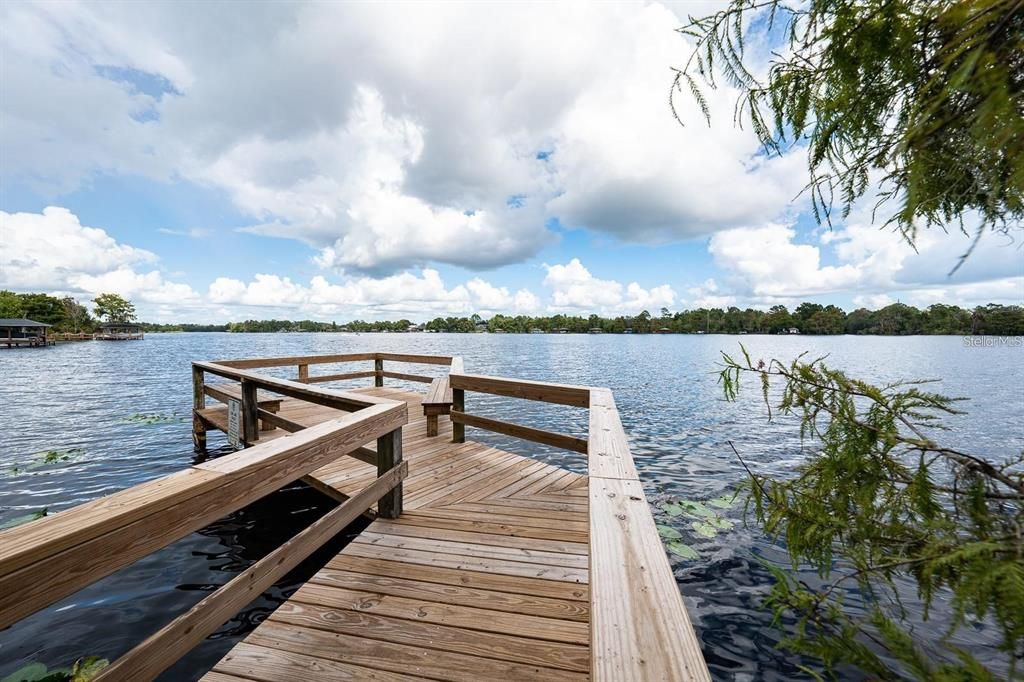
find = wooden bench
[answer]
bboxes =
[422,376,453,437]
[205,383,283,432]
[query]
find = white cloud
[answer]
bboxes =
[707,216,1024,308]
[543,258,675,313]
[207,268,543,320]
[0,207,198,312]
[1,1,804,272]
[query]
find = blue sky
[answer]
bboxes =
[1,1,1020,323]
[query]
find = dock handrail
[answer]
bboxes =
[0,400,408,680]
[189,351,709,679]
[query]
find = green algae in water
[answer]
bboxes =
[0,508,48,530]
[124,412,185,425]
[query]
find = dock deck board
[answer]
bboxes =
[201,387,593,681]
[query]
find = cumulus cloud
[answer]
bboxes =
[207,268,543,319]
[543,258,675,313]
[708,217,1024,308]
[0,207,198,308]
[1,1,807,273]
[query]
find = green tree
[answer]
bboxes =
[18,293,66,326]
[721,349,1023,679]
[92,293,136,323]
[676,0,1024,265]
[0,290,23,318]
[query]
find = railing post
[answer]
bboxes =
[452,387,465,443]
[297,363,309,383]
[376,427,403,518]
[374,358,384,387]
[240,379,259,445]
[192,365,207,452]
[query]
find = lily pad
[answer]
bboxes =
[72,656,109,682]
[691,520,718,538]
[656,524,683,540]
[667,541,700,560]
[678,500,716,518]
[660,503,684,517]
[708,516,735,531]
[0,509,48,530]
[708,493,738,509]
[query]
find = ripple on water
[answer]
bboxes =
[0,333,1020,680]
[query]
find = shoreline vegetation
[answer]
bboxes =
[3,290,1022,336]
[150,302,1022,335]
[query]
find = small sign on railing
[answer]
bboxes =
[227,399,241,449]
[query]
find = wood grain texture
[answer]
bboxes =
[589,476,710,681]
[450,373,590,407]
[451,411,588,454]
[97,462,408,682]
[587,387,639,481]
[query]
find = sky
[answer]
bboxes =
[0,1,1021,323]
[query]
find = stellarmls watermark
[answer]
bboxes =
[962,335,1024,347]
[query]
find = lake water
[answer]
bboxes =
[0,333,1021,680]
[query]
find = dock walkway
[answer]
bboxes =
[0,353,709,681]
[207,387,593,681]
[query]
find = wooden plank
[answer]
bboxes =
[257,408,304,433]
[588,387,639,481]
[381,370,434,384]
[246,620,589,682]
[0,405,406,629]
[423,376,453,405]
[342,542,588,584]
[450,373,590,407]
[214,353,378,369]
[376,428,403,519]
[211,642,425,682]
[589,476,710,681]
[306,370,376,384]
[452,411,588,454]
[376,352,453,365]
[355,531,588,570]
[366,519,589,556]
[194,361,390,412]
[289,584,589,644]
[440,502,588,522]
[401,507,588,532]
[268,601,590,672]
[392,511,588,544]
[327,554,588,601]
[308,567,590,623]
[95,462,408,681]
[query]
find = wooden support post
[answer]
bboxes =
[452,388,465,443]
[374,358,384,387]
[376,428,403,518]
[192,365,207,452]
[297,363,309,383]
[240,379,259,445]
[426,414,439,437]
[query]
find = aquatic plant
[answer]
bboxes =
[7,449,83,475]
[720,346,1024,679]
[0,509,47,530]
[0,656,107,682]
[123,413,184,425]
[656,493,737,561]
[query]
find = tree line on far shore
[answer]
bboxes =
[4,290,1022,336]
[163,302,1022,336]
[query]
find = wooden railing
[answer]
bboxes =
[0,398,408,681]
[194,351,708,680]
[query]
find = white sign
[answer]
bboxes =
[227,399,241,449]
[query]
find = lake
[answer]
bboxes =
[1,333,1021,680]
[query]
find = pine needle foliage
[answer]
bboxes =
[674,0,1024,265]
[719,348,1024,679]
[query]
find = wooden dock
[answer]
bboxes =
[0,352,710,681]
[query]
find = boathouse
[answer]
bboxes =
[0,351,711,680]
[0,318,53,347]
[94,322,144,340]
